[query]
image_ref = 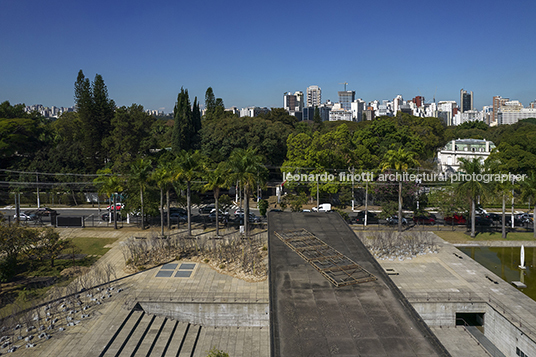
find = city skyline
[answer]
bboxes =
[2,0,536,112]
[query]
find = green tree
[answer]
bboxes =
[456,158,488,238]
[380,147,419,232]
[129,158,153,230]
[74,70,115,173]
[152,163,171,236]
[30,228,73,268]
[227,148,266,235]
[0,225,37,281]
[204,87,216,118]
[174,150,205,236]
[203,162,231,236]
[104,104,157,172]
[172,88,197,152]
[520,171,536,238]
[93,168,124,229]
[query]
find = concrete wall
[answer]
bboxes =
[484,306,536,357]
[139,301,269,327]
[412,301,536,357]
[412,301,487,327]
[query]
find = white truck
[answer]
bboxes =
[312,203,332,212]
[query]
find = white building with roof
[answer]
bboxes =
[437,138,496,174]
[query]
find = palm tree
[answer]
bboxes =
[521,171,536,238]
[174,150,205,236]
[203,162,231,237]
[380,147,419,232]
[93,168,123,230]
[152,162,173,236]
[227,148,265,236]
[456,158,488,238]
[129,158,153,230]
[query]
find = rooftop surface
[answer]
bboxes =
[268,212,450,357]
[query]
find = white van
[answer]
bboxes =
[312,203,332,212]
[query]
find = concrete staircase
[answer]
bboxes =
[98,309,202,357]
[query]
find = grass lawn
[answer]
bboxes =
[69,237,118,256]
[434,230,536,243]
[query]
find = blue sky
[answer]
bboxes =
[1,0,536,112]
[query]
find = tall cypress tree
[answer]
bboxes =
[192,96,202,149]
[173,88,193,152]
[74,70,115,173]
[204,87,216,120]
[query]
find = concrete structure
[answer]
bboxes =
[268,212,449,356]
[306,85,322,108]
[437,138,496,174]
[7,229,270,357]
[369,234,536,357]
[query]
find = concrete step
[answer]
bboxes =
[149,319,175,357]
[134,316,167,357]
[101,310,144,357]
[164,322,190,357]
[177,324,201,357]
[119,313,155,356]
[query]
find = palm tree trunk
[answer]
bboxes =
[215,188,220,237]
[398,181,402,233]
[140,187,145,230]
[245,185,249,236]
[166,188,171,231]
[471,199,476,238]
[187,181,191,236]
[502,194,506,239]
[533,203,536,239]
[113,193,118,230]
[160,187,164,236]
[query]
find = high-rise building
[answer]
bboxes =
[306,85,322,108]
[460,89,473,113]
[338,90,355,111]
[283,91,303,112]
[412,96,425,108]
[492,96,509,124]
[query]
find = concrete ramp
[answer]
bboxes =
[268,212,450,357]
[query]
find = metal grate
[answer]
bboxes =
[275,229,376,287]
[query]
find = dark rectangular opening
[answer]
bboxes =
[456,312,484,326]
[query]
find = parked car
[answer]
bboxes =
[516,212,533,224]
[36,207,58,216]
[444,214,467,225]
[199,205,215,214]
[468,216,493,227]
[101,212,122,221]
[208,210,229,222]
[413,215,436,225]
[312,203,332,212]
[14,211,34,221]
[106,203,124,211]
[235,213,262,223]
[354,211,379,224]
[169,207,187,215]
[486,213,502,222]
[386,216,408,225]
[170,211,187,222]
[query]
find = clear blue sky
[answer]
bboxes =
[2,0,536,112]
